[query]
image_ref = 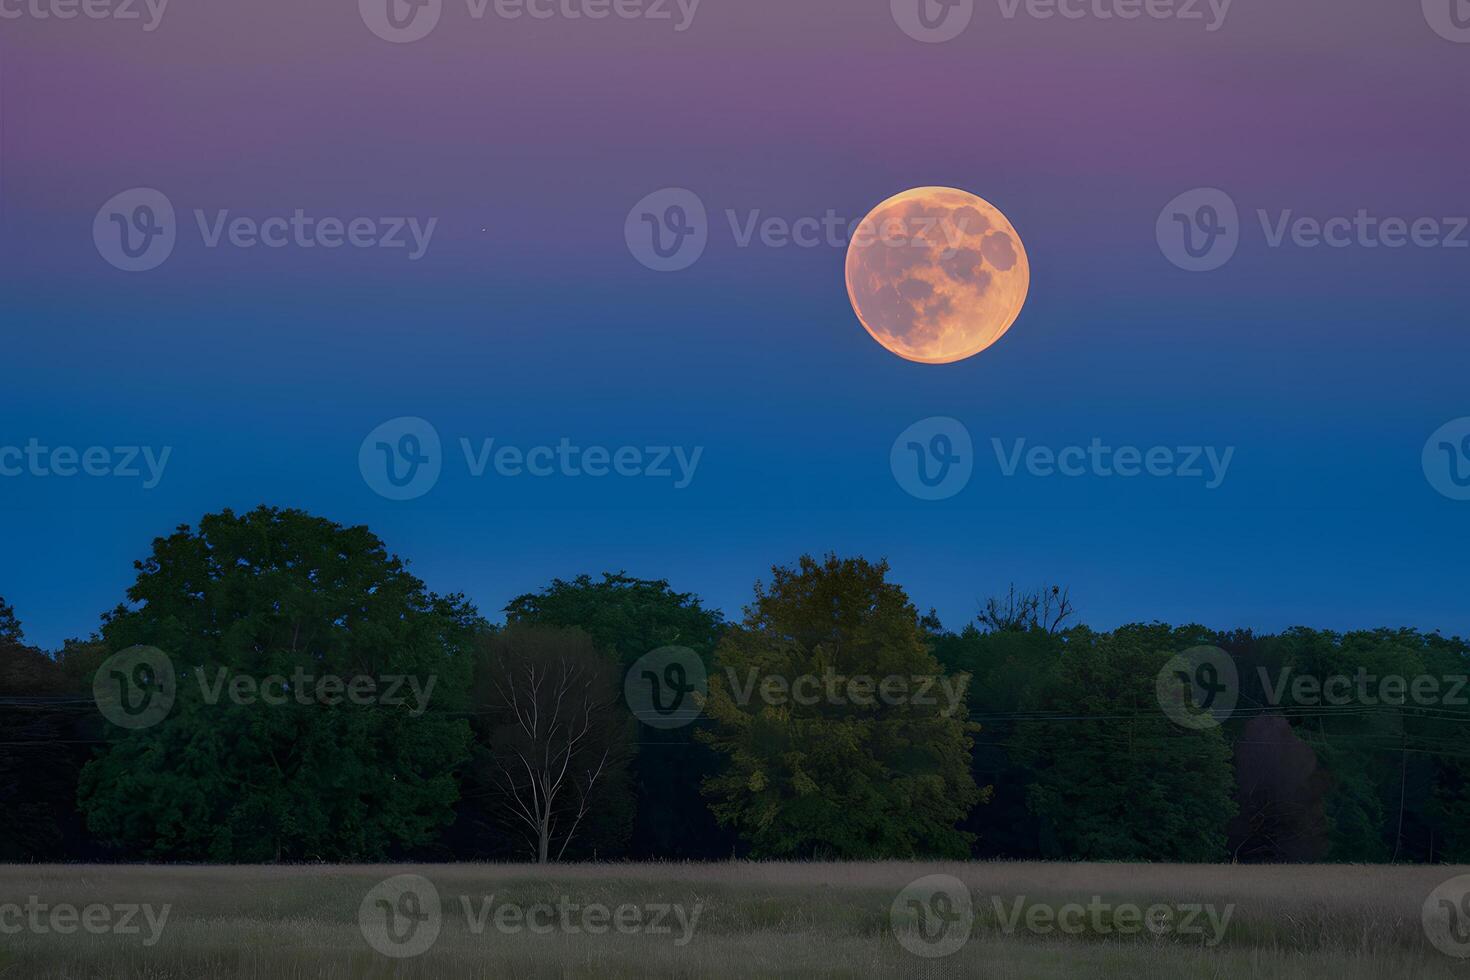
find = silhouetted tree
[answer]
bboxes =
[470,626,633,863]
[977,584,1075,634]
[504,572,730,858]
[0,596,23,644]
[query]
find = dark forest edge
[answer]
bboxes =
[2,505,1467,866]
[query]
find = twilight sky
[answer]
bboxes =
[2,0,1467,649]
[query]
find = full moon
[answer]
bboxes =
[845,187,1030,365]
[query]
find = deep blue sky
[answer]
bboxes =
[3,1,1467,650]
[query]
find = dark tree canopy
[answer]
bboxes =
[701,555,982,859]
[1012,624,1237,862]
[77,507,480,862]
[503,571,732,859]
[4,530,1468,868]
[505,572,725,666]
[0,596,23,645]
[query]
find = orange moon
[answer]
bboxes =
[845,187,1030,364]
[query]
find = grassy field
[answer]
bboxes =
[1,862,1466,978]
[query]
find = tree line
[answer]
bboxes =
[2,505,1467,864]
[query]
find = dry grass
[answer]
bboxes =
[0,862,1464,978]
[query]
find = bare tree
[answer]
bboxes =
[977,584,1075,634]
[472,626,631,863]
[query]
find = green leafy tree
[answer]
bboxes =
[505,573,731,858]
[0,597,22,644]
[1263,628,1470,863]
[1420,632,1470,862]
[1012,623,1236,861]
[77,507,478,862]
[932,621,1067,858]
[700,555,982,858]
[506,573,724,662]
